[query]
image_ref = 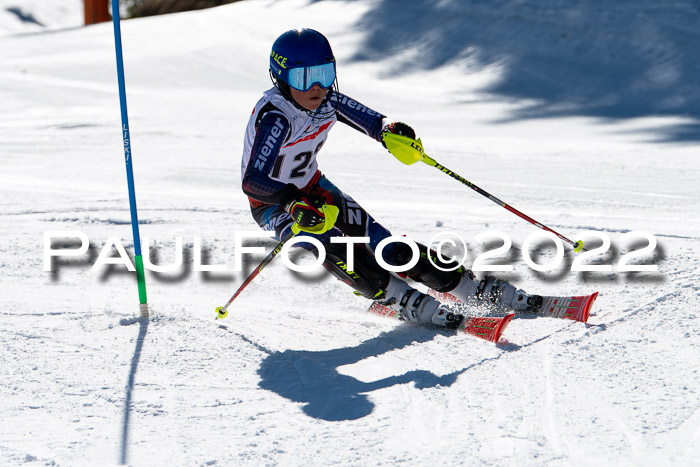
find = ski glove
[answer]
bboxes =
[286,198,325,228]
[381,122,426,166]
[279,184,338,234]
[381,122,416,147]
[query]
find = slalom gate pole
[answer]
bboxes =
[215,229,297,320]
[421,153,584,251]
[112,0,150,317]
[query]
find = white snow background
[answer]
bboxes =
[1,0,700,465]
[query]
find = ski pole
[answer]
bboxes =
[215,204,339,319]
[215,229,295,320]
[383,133,585,252]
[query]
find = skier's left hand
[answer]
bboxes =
[381,122,425,166]
[381,122,416,147]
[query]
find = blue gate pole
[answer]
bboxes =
[111,0,150,317]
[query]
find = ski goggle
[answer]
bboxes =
[287,62,336,91]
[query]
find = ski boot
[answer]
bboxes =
[378,276,465,330]
[447,273,542,313]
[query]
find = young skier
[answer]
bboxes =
[241,28,541,329]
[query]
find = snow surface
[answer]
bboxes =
[0,0,83,35]
[2,0,700,465]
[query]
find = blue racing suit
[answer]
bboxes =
[241,87,462,298]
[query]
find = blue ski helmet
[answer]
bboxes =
[270,28,336,92]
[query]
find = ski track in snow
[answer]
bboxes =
[2,0,700,465]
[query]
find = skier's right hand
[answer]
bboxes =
[280,184,329,229]
[286,196,325,228]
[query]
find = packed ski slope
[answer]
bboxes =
[1,0,700,465]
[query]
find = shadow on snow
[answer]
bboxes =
[118,317,149,465]
[324,0,700,142]
[257,324,496,421]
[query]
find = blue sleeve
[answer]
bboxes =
[331,91,387,142]
[242,110,292,205]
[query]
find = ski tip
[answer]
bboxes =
[580,292,599,323]
[492,312,515,343]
